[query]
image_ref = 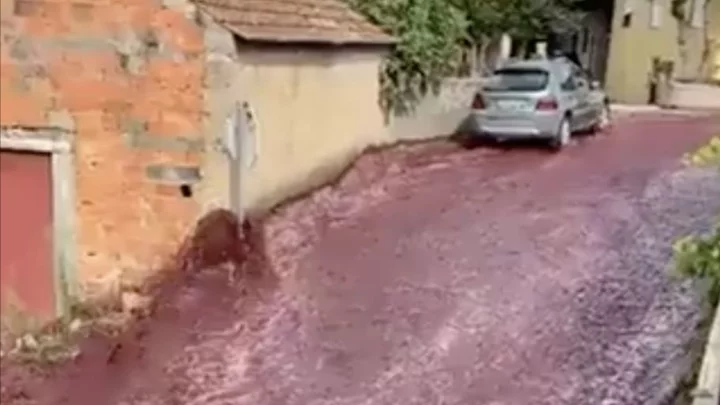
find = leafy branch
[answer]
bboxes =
[346,0,580,115]
[345,0,467,115]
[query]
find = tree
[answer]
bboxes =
[450,0,507,75]
[345,0,468,115]
[345,0,581,113]
[452,0,581,74]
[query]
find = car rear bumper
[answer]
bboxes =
[468,110,563,139]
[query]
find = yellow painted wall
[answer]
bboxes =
[605,0,718,104]
[605,0,681,104]
[235,48,389,212]
[680,0,719,81]
[710,0,720,82]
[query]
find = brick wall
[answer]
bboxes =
[0,0,205,300]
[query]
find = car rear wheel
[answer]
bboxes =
[550,117,571,151]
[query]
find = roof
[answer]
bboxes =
[193,0,396,46]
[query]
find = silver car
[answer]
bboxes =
[468,57,611,150]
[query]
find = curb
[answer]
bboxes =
[611,105,719,117]
[692,301,720,405]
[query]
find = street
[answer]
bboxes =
[3,112,720,405]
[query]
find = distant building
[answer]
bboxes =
[604,0,719,104]
[545,0,718,104]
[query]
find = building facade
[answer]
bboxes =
[605,0,719,104]
[0,0,393,325]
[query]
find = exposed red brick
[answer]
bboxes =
[122,4,155,30]
[0,63,18,86]
[151,9,204,54]
[53,77,132,111]
[0,91,48,126]
[146,110,202,137]
[0,0,205,303]
[21,15,72,37]
[72,110,120,134]
[53,52,124,79]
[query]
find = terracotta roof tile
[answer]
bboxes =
[193,0,395,45]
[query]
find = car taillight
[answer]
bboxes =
[471,94,485,110]
[536,97,558,111]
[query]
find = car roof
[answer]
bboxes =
[497,57,572,72]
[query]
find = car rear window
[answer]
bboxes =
[483,68,549,92]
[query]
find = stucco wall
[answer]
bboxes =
[707,0,720,82]
[199,20,482,214]
[0,0,204,303]
[200,15,390,214]
[682,0,720,81]
[387,78,484,141]
[240,49,389,211]
[682,31,707,80]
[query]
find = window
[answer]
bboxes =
[581,28,591,53]
[622,13,633,27]
[622,0,635,27]
[650,0,663,29]
[559,65,576,91]
[483,69,550,92]
[561,75,577,91]
[571,33,579,51]
[559,64,591,92]
[573,66,589,88]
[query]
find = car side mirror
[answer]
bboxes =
[590,80,601,90]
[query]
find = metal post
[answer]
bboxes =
[229,101,245,224]
[222,100,258,226]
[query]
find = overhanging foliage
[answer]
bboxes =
[345,0,580,115]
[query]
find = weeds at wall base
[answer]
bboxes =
[668,298,717,405]
[1,210,271,367]
[670,136,720,404]
[0,297,138,366]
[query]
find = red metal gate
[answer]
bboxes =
[0,150,55,321]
